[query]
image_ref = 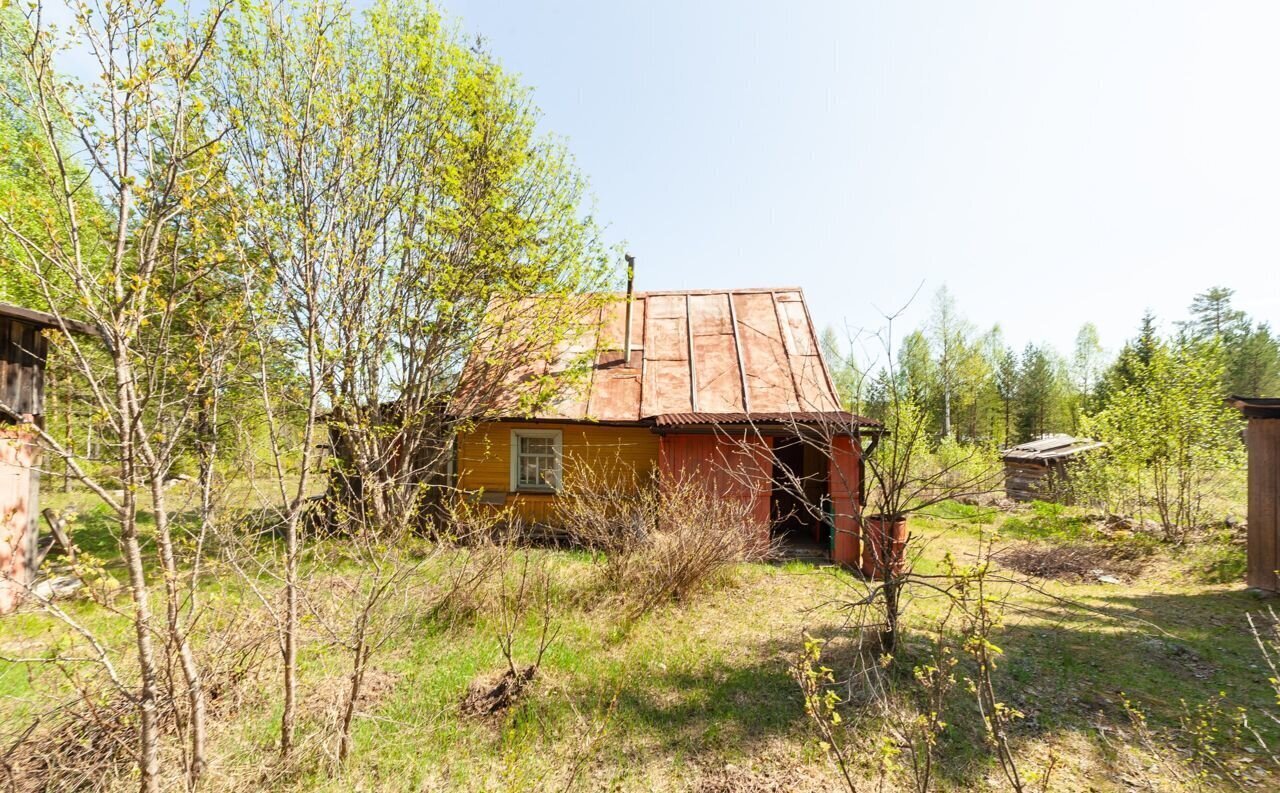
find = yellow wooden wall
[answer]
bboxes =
[454,421,660,525]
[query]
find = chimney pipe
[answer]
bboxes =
[622,253,636,366]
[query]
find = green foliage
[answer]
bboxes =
[1000,500,1090,543]
[0,8,107,308]
[219,0,614,422]
[1013,343,1073,442]
[820,326,862,411]
[1084,339,1244,539]
[1179,286,1280,397]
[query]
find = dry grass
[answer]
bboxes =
[556,468,775,619]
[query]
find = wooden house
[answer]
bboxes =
[451,287,879,562]
[1001,435,1103,503]
[0,303,94,613]
[1228,396,1280,593]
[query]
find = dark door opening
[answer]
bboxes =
[770,436,830,557]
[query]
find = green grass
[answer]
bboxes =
[1,490,1274,791]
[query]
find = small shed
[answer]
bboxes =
[1228,396,1280,593]
[1001,435,1103,503]
[0,303,94,613]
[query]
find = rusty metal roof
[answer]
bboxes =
[470,287,851,424]
[1001,435,1104,462]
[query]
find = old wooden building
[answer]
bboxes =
[1001,435,1103,503]
[1228,396,1280,593]
[451,287,880,563]
[0,303,93,613]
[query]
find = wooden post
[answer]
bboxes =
[1228,397,1280,593]
[1245,418,1279,592]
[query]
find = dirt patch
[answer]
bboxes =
[695,762,826,793]
[997,542,1146,583]
[460,665,537,718]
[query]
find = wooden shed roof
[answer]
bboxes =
[1228,396,1280,419]
[1001,435,1103,463]
[466,287,868,426]
[0,303,97,337]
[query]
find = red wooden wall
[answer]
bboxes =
[828,434,861,564]
[658,433,773,538]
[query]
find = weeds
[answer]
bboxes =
[556,464,773,620]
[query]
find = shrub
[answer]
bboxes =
[555,461,773,618]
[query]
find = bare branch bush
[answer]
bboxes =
[555,458,774,621]
[460,550,559,719]
[796,530,1058,793]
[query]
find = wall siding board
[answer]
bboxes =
[658,432,773,537]
[1247,419,1280,591]
[829,434,861,561]
[455,421,660,525]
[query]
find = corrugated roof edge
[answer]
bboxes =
[447,412,883,430]
[653,411,882,429]
[630,286,804,297]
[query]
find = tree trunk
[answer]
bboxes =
[880,576,901,654]
[281,509,298,758]
[115,365,161,793]
[942,388,952,439]
[337,621,371,766]
[148,473,207,789]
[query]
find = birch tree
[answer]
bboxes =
[0,2,236,790]
[214,0,613,760]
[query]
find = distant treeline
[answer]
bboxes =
[824,285,1279,448]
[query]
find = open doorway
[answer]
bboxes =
[769,436,830,559]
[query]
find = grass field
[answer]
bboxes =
[1,489,1276,792]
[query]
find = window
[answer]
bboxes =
[510,430,562,492]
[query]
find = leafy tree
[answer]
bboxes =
[1183,286,1247,340]
[1085,339,1243,540]
[1014,343,1070,442]
[993,343,1019,446]
[1071,322,1106,425]
[1096,310,1160,403]
[926,285,973,438]
[897,329,936,422]
[0,7,107,308]
[1178,287,1280,397]
[1231,323,1280,396]
[821,326,862,411]
[215,0,614,760]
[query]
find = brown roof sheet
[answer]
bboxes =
[469,287,849,423]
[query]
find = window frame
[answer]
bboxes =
[509,429,563,493]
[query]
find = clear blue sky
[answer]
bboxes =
[426,0,1280,362]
